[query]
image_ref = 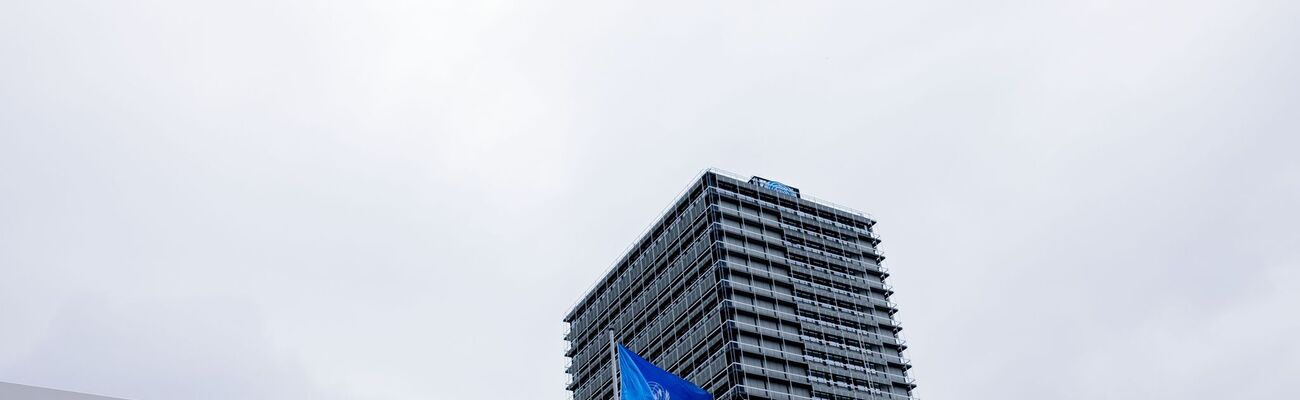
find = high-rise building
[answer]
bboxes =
[564,170,916,400]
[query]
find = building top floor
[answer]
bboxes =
[564,169,876,323]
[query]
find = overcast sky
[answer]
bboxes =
[2,1,1298,399]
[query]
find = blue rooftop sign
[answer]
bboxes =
[749,176,801,198]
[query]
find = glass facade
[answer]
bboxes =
[565,170,915,400]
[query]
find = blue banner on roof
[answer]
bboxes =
[748,176,801,198]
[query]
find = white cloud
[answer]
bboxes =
[1,0,1297,399]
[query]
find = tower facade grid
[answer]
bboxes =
[564,170,916,400]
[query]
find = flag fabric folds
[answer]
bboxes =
[618,344,713,400]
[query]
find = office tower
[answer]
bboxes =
[564,170,916,400]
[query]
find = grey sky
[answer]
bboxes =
[1,1,1297,399]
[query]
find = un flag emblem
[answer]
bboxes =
[648,381,670,400]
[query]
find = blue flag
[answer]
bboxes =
[618,344,712,400]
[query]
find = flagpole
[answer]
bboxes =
[609,329,619,400]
